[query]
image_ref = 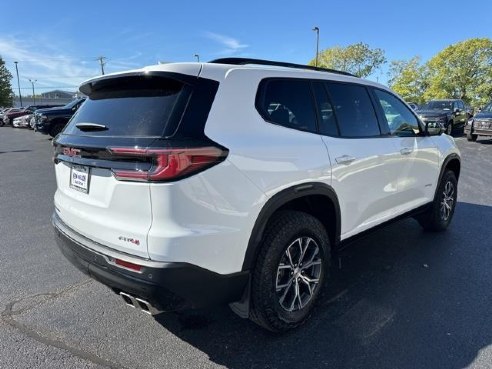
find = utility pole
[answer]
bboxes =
[194,54,200,62]
[312,27,320,67]
[97,56,106,75]
[29,79,37,105]
[14,61,23,107]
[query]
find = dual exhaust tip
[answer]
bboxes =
[119,292,161,315]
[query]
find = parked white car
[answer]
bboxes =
[52,58,460,332]
[12,114,33,128]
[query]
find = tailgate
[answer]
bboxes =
[54,160,152,258]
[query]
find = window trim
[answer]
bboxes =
[310,81,341,137]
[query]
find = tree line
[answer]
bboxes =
[309,38,492,108]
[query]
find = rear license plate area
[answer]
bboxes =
[70,165,91,194]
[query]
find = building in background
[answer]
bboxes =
[12,90,84,108]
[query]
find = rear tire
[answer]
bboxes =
[49,123,65,137]
[417,170,457,232]
[249,210,330,332]
[466,133,478,142]
[446,123,453,136]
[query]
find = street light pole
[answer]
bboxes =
[194,54,200,62]
[14,61,23,107]
[312,27,320,67]
[29,79,37,105]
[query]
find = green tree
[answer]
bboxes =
[424,38,492,106]
[309,42,386,78]
[0,56,13,107]
[388,56,428,104]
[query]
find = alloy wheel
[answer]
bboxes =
[275,237,322,312]
[440,181,455,221]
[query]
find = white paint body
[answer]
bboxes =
[54,62,460,275]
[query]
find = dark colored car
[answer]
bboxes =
[34,98,86,137]
[465,101,492,142]
[417,99,469,135]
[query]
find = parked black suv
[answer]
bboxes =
[417,99,469,135]
[465,101,492,142]
[34,98,86,137]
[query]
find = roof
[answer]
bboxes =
[80,58,389,93]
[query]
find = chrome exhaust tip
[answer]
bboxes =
[119,292,136,308]
[119,292,161,315]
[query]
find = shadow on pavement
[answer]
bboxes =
[155,202,492,369]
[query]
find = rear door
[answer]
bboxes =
[315,81,403,239]
[53,73,196,258]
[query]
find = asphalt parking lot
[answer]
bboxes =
[0,127,491,369]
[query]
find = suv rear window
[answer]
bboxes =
[64,76,190,137]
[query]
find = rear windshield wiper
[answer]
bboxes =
[75,123,108,131]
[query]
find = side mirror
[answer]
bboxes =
[425,121,443,136]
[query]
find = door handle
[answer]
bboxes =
[335,155,356,165]
[400,147,413,155]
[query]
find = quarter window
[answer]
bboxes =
[373,89,420,137]
[259,79,317,133]
[325,83,380,137]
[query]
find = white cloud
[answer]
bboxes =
[0,36,143,93]
[0,36,100,93]
[205,32,249,55]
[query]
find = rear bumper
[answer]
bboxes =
[52,212,249,312]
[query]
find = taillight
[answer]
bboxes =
[108,146,228,182]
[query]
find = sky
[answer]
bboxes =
[0,0,491,95]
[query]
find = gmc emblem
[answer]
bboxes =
[63,147,81,157]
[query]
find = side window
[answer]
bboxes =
[312,82,339,136]
[373,89,420,137]
[458,101,465,110]
[259,79,317,133]
[324,82,380,137]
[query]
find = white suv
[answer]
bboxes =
[52,58,460,332]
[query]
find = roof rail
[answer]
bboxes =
[209,57,356,77]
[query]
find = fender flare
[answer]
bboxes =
[241,182,341,271]
[435,153,461,198]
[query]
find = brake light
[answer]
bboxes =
[108,146,227,182]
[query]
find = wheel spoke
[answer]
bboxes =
[298,238,308,264]
[303,246,319,267]
[285,247,295,268]
[279,280,294,306]
[277,264,293,271]
[276,276,294,290]
[301,259,321,270]
[294,280,302,310]
[301,274,320,284]
[300,277,314,296]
